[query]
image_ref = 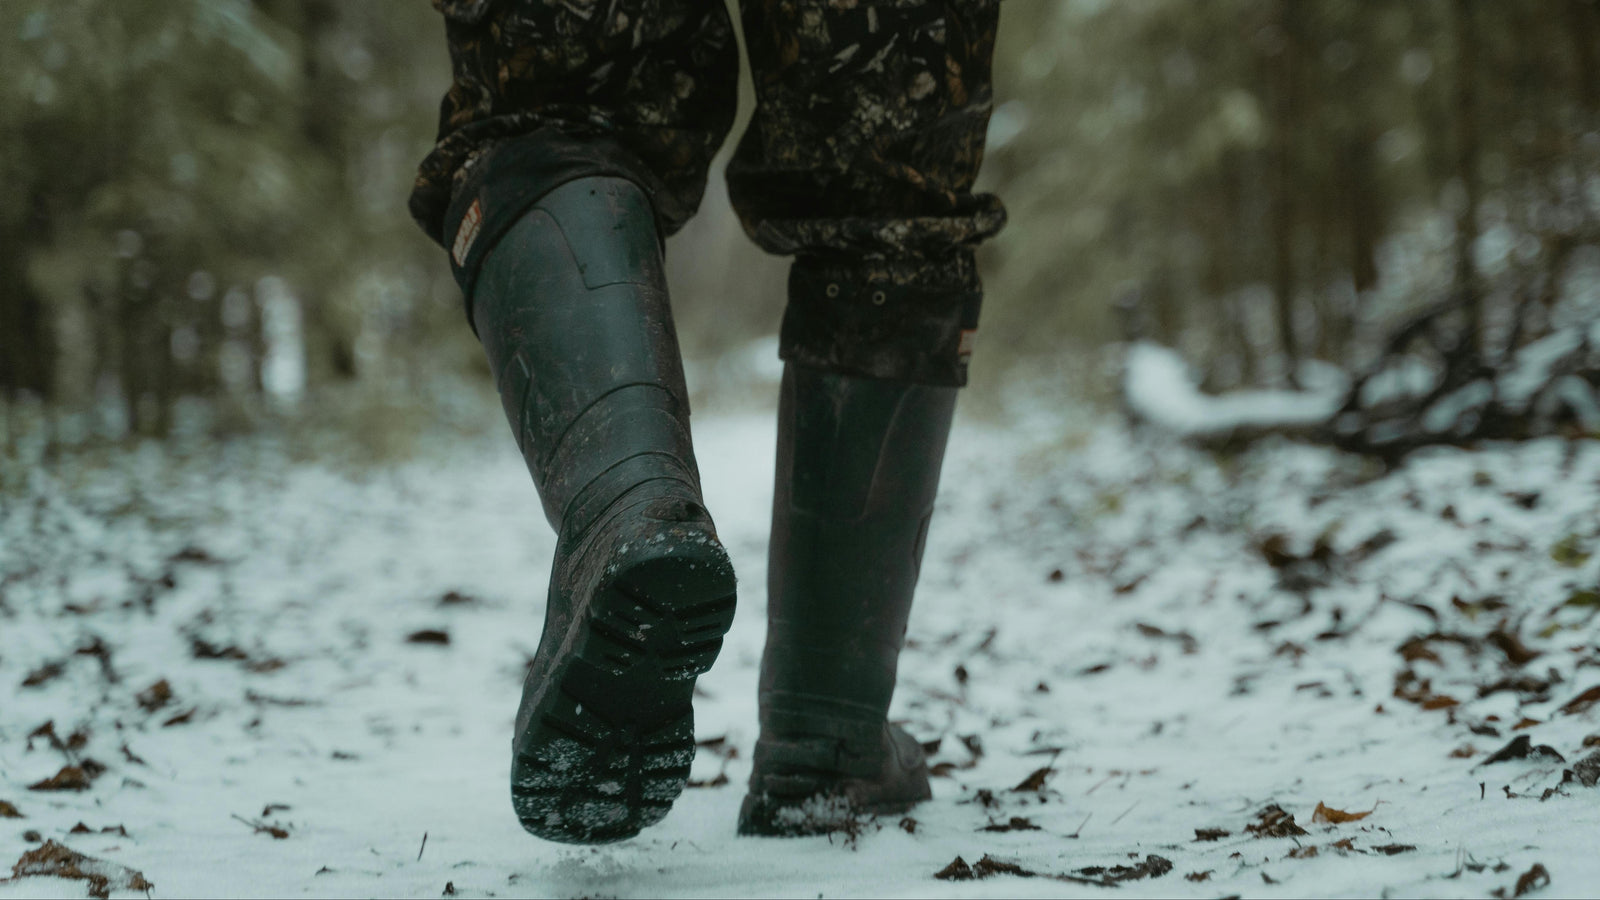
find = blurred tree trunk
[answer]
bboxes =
[0,256,55,402]
[1268,0,1301,385]
[1451,0,1482,353]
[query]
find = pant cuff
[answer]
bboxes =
[779,255,983,387]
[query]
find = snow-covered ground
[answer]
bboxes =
[3,390,1599,899]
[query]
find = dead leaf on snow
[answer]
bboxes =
[1012,766,1055,793]
[1476,735,1565,767]
[8,840,153,900]
[136,679,173,712]
[1076,854,1174,883]
[1491,862,1550,899]
[1557,685,1600,716]
[21,662,64,689]
[1561,751,1600,787]
[1311,801,1379,824]
[1371,844,1417,855]
[1185,870,1213,882]
[1193,828,1229,841]
[1246,804,1307,838]
[1288,845,1319,859]
[28,766,96,792]
[934,856,974,881]
[406,629,450,646]
[0,801,21,818]
[980,816,1040,833]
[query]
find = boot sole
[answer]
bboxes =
[510,543,736,844]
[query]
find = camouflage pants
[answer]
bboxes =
[412,0,1005,385]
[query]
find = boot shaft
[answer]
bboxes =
[471,176,703,538]
[761,363,957,733]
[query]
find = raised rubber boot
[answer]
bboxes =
[737,363,956,836]
[469,175,737,844]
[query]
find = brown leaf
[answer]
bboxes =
[136,679,173,712]
[1193,828,1230,841]
[1488,628,1542,666]
[934,856,974,881]
[1012,766,1055,792]
[1287,845,1319,859]
[1185,871,1213,882]
[980,816,1040,833]
[28,766,94,792]
[1477,735,1565,767]
[1421,695,1460,710]
[1512,717,1542,730]
[21,662,64,689]
[406,629,450,645]
[1450,745,1478,758]
[191,637,249,660]
[1246,804,1307,838]
[0,801,22,818]
[161,708,197,728]
[10,840,153,899]
[1507,863,1551,898]
[1311,801,1377,824]
[1558,685,1600,716]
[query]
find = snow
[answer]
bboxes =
[3,389,1600,899]
[1123,342,1346,437]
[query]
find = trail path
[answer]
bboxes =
[3,401,1598,898]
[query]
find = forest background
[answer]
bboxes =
[1,0,1598,451]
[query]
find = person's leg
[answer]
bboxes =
[411,0,741,845]
[727,0,1006,835]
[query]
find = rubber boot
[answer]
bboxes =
[469,175,737,844]
[737,363,956,836]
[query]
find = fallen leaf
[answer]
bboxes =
[1562,751,1600,788]
[1193,828,1229,841]
[1512,718,1542,730]
[191,637,249,661]
[934,856,973,881]
[1557,685,1600,716]
[406,629,450,646]
[21,662,64,689]
[1012,766,1054,792]
[1371,844,1417,855]
[161,708,197,728]
[1288,845,1319,859]
[1246,804,1307,838]
[28,766,94,792]
[1185,870,1213,882]
[1076,855,1173,883]
[898,817,918,834]
[1496,862,1551,899]
[10,841,154,899]
[0,801,22,818]
[980,817,1040,833]
[1477,735,1566,767]
[136,679,173,712]
[1550,535,1590,568]
[1311,801,1377,824]
[1450,745,1478,758]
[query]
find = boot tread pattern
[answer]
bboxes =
[511,547,735,844]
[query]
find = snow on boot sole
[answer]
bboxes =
[510,540,736,844]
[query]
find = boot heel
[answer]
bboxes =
[510,529,736,844]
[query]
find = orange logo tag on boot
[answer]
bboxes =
[452,198,483,267]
